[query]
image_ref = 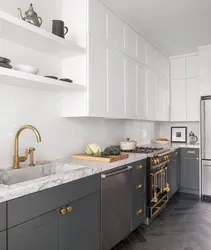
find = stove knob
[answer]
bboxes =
[157,158,160,164]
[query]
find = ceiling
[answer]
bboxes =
[101,0,211,56]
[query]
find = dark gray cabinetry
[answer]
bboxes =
[58,192,100,250]
[8,211,58,250]
[168,150,180,198]
[131,159,146,231]
[180,148,199,194]
[0,202,6,232]
[0,231,6,250]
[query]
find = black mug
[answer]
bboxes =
[52,20,68,38]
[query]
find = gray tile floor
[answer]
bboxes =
[112,193,211,250]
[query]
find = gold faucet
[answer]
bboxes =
[13,125,41,169]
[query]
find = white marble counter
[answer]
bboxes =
[0,153,147,203]
[170,143,200,149]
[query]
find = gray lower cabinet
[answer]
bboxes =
[168,150,180,198]
[0,231,6,250]
[131,159,146,231]
[8,210,58,250]
[0,202,6,232]
[59,191,101,250]
[180,148,199,194]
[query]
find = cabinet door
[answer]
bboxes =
[59,192,100,250]
[146,43,156,69]
[171,57,186,79]
[107,10,125,51]
[125,25,137,59]
[187,78,200,121]
[137,36,147,64]
[138,65,147,119]
[146,70,157,120]
[107,47,125,118]
[8,211,58,250]
[156,52,169,78]
[168,160,178,198]
[171,79,186,121]
[89,38,107,117]
[0,231,6,250]
[186,55,199,78]
[180,157,199,191]
[157,76,169,121]
[125,56,138,118]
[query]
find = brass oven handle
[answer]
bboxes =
[137,209,143,215]
[136,184,142,189]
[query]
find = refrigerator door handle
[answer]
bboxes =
[201,100,206,159]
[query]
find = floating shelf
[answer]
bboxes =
[0,10,85,58]
[0,67,86,92]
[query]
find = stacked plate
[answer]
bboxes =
[0,57,12,69]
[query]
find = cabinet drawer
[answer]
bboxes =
[171,150,179,160]
[8,174,100,228]
[0,203,6,232]
[180,148,199,157]
[132,159,146,181]
[132,192,146,230]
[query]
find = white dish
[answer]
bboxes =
[14,64,39,75]
[154,140,169,145]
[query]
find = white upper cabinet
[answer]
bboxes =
[107,10,125,52]
[89,0,107,43]
[171,57,186,79]
[187,78,200,121]
[137,36,147,64]
[157,76,169,121]
[125,25,137,59]
[171,79,187,121]
[146,43,156,70]
[156,51,169,78]
[186,55,199,78]
[138,65,147,119]
[125,56,138,118]
[107,47,125,118]
[146,70,157,120]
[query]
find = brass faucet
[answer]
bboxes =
[13,125,41,169]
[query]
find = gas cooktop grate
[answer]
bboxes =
[122,147,164,154]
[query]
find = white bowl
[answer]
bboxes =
[14,64,39,75]
[154,140,169,145]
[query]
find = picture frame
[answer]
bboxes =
[171,127,187,143]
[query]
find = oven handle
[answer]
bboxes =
[101,166,132,178]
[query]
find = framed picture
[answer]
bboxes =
[171,127,187,143]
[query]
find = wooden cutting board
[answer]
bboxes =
[71,153,129,163]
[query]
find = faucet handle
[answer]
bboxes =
[19,148,29,162]
[29,147,36,167]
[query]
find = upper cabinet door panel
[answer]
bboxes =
[137,36,147,64]
[146,43,156,69]
[89,0,107,43]
[107,11,125,51]
[186,55,199,78]
[187,78,200,121]
[146,70,157,120]
[171,58,186,79]
[107,47,125,118]
[157,76,169,121]
[171,79,186,121]
[125,56,138,118]
[125,25,137,59]
[138,65,147,119]
[156,52,169,78]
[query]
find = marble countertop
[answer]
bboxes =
[0,153,147,203]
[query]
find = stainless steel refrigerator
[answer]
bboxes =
[201,96,211,198]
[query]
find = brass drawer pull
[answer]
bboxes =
[60,208,67,216]
[188,151,195,154]
[137,209,143,215]
[136,184,143,189]
[67,206,73,213]
[137,165,143,170]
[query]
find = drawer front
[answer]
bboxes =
[132,159,146,181]
[132,192,146,230]
[0,203,6,232]
[180,148,199,157]
[171,149,179,160]
[8,174,100,228]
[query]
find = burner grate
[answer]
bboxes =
[122,146,164,154]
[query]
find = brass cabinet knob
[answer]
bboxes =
[137,165,143,169]
[136,184,142,189]
[137,209,143,215]
[196,157,199,160]
[60,208,67,216]
[67,206,73,213]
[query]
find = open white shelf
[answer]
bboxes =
[0,10,85,58]
[0,67,86,92]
